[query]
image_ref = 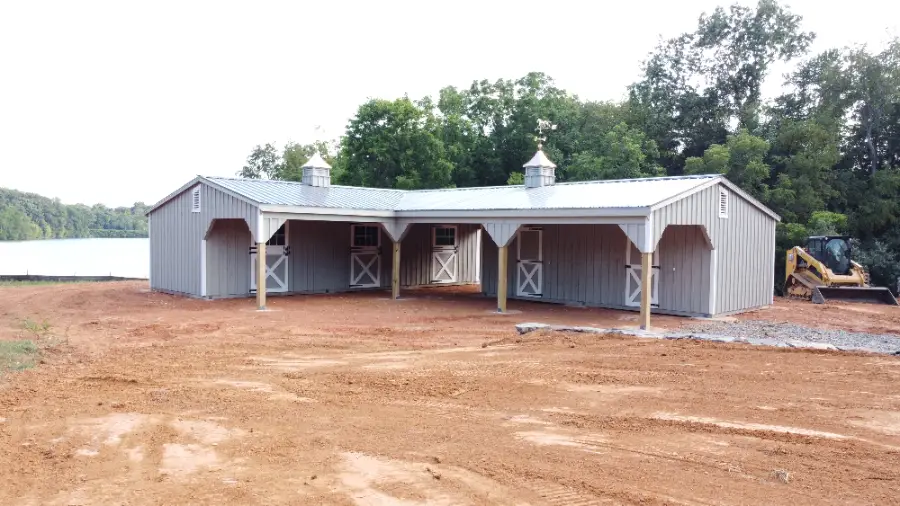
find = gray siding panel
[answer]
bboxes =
[206,219,252,297]
[400,224,431,287]
[286,221,482,295]
[149,182,258,297]
[399,224,480,286]
[289,221,352,294]
[483,224,630,309]
[481,223,715,316]
[657,225,711,315]
[652,183,777,315]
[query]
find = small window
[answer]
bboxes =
[433,226,457,247]
[267,224,286,246]
[191,186,201,213]
[718,189,728,218]
[352,225,380,248]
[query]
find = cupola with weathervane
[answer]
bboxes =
[301,152,332,187]
[523,119,557,188]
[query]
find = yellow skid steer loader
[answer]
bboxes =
[785,236,898,305]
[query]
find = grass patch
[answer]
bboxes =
[0,318,64,376]
[23,318,52,335]
[0,339,40,373]
[0,280,79,287]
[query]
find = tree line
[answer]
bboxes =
[241,0,900,292]
[0,188,149,241]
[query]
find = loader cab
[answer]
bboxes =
[806,236,852,275]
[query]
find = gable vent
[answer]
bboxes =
[191,186,201,213]
[718,189,728,218]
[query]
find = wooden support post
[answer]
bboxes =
[256,241,267,310]
[391,240,401,300]
[497,245,508,313]
[639,251,652,330]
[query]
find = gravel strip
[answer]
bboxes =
[683,320,900,355]
[515,321,900,355]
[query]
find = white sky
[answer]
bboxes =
[1,0,897,207]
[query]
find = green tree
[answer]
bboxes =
[340,98,452,189]
[766,120,839,223]
[806,211,848,235]
[843,40,900,174]
[684,130,771,198]
[506,172,524,185]
[629,0,814,172]
[566,123,663,181]
[238,143,281,179]
[0,189,148,240]
[445,73,579,186]
[0,206,41,240]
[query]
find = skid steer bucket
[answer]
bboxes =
[812,286,899,305]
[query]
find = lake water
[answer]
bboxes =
[0,238,149,278]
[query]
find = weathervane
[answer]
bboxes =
[535,119,557,150]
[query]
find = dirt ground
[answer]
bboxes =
[1,282,899,505]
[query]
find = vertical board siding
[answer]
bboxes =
[656,225,711,315]
[652,183,777,315]
[205,219,252,297]
[149,182,258,297]
[289,221,353,293]
[481,223,713,316]
[287,221,483,295]
[482,225,631,309]
[398,224,480,286]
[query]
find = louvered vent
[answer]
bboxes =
[191,186,201,213]
[718,189,728,218]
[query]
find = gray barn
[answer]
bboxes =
[147,151,780,328]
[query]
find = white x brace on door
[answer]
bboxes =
[516,227,542,297]
[624,238,658,307]
[250,224,289,293]
[351,252,380,287]
[350,224,381,288]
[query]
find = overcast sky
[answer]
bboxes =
[1,0,897,207]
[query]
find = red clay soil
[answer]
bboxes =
[0,282,899,505]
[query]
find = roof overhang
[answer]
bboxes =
[394,207,650,220]
[258,204,394,218]
[256,205,651,224]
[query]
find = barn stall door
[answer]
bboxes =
[250,224,289,293]
[350,224,381,288]
[624,239,659,307]
[431,225,458,283]
[516,227,542,297]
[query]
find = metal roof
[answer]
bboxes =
[151,173,767,217]
[395,175,717,212]
[206,177,405,211]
